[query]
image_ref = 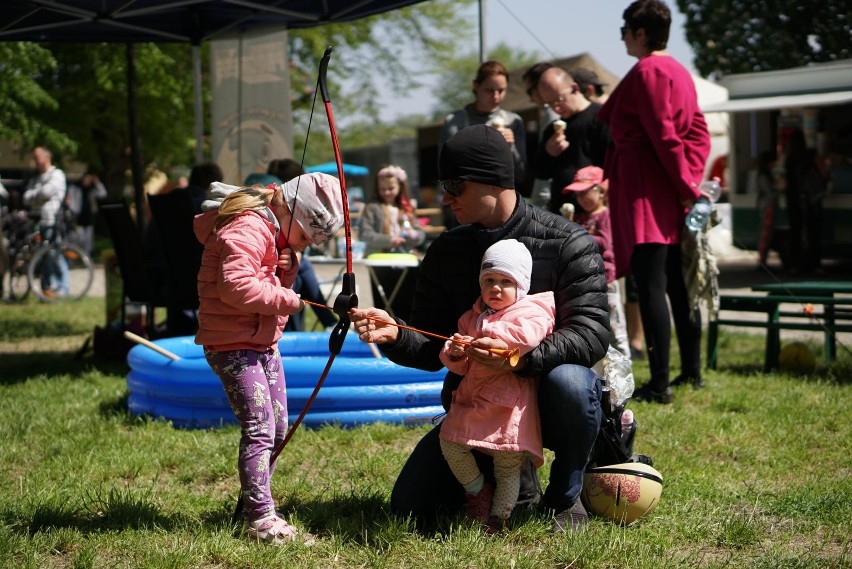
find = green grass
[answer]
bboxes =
[1,299,851,568]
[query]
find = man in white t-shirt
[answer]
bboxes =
[23,147,69,295]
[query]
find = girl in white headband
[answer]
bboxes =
[359,164,425,256]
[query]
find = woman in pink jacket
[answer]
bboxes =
[598,0,710,403]
[439,239,555,534]
[194,173,343,544]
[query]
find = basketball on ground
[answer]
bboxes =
[778,341,817,374]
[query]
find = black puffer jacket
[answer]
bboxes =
[383,195,610,398]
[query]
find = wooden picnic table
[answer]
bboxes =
[750,281,852,364]
[708,281,852,371]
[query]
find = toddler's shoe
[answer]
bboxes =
[464,482,494,523]
[482,515,506,535]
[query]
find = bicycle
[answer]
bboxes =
[3,210,95,302]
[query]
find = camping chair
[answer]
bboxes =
[146,190,203,336]
[147,190,202,308]
[100,203,168,336]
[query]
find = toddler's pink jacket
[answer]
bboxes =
[439,291,555,466]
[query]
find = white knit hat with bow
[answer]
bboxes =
[479,239,532,299]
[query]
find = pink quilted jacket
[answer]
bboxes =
[193,210,301,351]
[439,291,555,466]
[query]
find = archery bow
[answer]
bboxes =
[232,46,356,523]
[268,46,357,452]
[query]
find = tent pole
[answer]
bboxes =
[478,0,487,63]
[126,43,146,238]
[193,43,204,163]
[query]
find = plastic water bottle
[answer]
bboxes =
[620,408,636,454]
[685,178,722,233]
[401,218,413,239]
[620,409,634,440]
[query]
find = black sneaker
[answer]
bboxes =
[669,374,705,389]
[631,384,673,404]
[552,500,589,533]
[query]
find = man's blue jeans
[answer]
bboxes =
[40,225,70,294]
[539,364,603,511]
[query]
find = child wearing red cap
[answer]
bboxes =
[564,166,630,360]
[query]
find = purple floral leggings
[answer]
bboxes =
[204,346,288,521]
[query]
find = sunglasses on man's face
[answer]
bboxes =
[439,179,466,197]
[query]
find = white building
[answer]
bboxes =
[701,59,852,264]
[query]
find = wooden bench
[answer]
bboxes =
[707,294,852,371]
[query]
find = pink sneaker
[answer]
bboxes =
[246,514,314,545]
[464,482,494,523]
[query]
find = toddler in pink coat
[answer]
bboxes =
[194,173,343,544]
[439,239,555,534]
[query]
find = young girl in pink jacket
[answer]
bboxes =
[194,173,343,544]
[439,239,555,534]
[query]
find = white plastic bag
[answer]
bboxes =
[592,346,635,412]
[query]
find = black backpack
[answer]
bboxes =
[591,387,652,468]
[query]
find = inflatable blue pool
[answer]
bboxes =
[127,332,446,429]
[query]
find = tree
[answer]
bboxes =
[41,43,198,194]
[676,0,852,77]
[0,1,472,186]
[0,43,76,159]
[287,0,474,165]
[430,43,542,120]
[289,1,471,120]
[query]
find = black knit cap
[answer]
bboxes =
[438,124,515,189]
[571,67,606,89]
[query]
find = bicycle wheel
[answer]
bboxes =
[28,243,95,302]
[7,248,31,301]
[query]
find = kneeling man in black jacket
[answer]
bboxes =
[352,124,610,532]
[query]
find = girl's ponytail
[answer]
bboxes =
[215,186,278,229]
